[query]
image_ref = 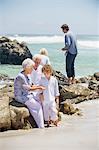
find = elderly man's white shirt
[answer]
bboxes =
[30,65,42,85]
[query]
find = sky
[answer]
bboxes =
[0,0,98,35]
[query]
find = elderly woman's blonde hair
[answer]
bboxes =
[39,48,48,56]
[22,58,34,70]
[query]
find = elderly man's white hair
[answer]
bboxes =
[33,54,41,61]
[22,58,34,70]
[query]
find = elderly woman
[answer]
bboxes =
[14,58,45,128]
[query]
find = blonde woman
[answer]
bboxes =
[39,48,51,66]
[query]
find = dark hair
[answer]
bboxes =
[61,24,69,31]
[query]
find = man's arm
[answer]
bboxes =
[61,35,71,51]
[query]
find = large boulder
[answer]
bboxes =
[59,83,94,112]
[10,105,30,129]
[0,78,37,131]
[0,37,32,65]
[60,83,91,102]
[9,100,37,129]
[0,97,11,131]
[53,70,68,86]
[65,84,91,96]
[0,97,37,131]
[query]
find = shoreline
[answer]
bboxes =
[0,99,98,150]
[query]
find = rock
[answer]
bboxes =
[94,72,99,81]
[79,77,88,83]
[0,79,37,131]
[60,85,77,102]
[60,101,80,115]
[88,80,99,91]
[0,84,7,90]
[53,70,68,86]
[10,105,29,129]
[9,100,37,129]
[0,37,11,43]
[0,97,11,131]
[64,84,91,96]
[0,36,32,65]
[60,83,91,103]
[0,73,9,80]
[0,83,12,96]
[78,83,88,88]
[97,85,99,94]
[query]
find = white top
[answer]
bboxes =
[30,65,43,85]
[39,76,60,104]
[40,55,51,66]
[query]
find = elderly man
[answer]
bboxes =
[14,58,45,128]
[30,54,43,85]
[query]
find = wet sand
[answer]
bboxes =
[0,99,99,150]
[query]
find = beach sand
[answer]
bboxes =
[0,99,99,150]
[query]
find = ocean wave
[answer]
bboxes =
[8,35,64,44]
[5,35,99,49]
[77,40,99,49]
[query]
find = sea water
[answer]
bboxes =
[0,34,99,78]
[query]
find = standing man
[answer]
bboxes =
[61,24,78,85]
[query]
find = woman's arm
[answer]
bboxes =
[29,85,45,91]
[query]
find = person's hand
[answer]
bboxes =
[39,86,46,90]
[61,47,67,51]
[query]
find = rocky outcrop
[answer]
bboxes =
[0,72,99,131]
[10,105,29,129]
[0,77,37,131]
[0,97,11,131]
[0,37,32,65]
[53,71,99,112]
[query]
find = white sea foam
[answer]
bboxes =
[4,35,99,49]
[8,35,64,44]
[77,40,99,49]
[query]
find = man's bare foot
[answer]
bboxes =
[72,77,76,84]
[67,78,72,85]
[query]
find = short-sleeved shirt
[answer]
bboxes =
[39,76,60,104]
